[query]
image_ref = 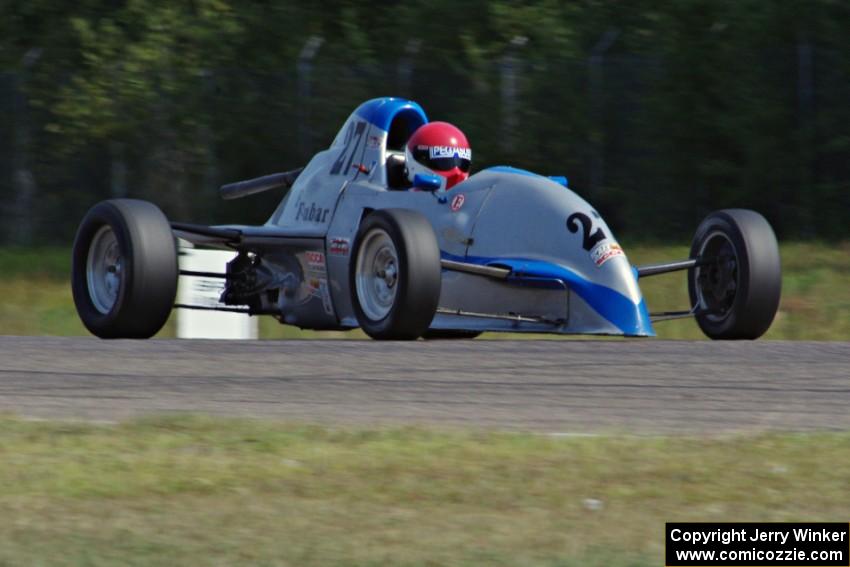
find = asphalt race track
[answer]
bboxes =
[0,337,848,434]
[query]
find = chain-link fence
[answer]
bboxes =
[2,47,848,244]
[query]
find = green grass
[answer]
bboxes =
[625,241,850,340]
[1,243,848,339]
[0,416,848,566]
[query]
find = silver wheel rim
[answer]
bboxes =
[355,228,399,321]
[86,225,123,314]
[694,230,738,322]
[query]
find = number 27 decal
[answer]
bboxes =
[566,212,606,251]
[330,120,367,176]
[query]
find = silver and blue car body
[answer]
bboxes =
[175,97,655,337]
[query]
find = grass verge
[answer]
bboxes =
[1,243,848,339]
[0,416,849,566]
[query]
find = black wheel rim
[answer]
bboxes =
[694,231,738,321]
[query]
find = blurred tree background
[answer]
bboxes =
[1,0,848,244]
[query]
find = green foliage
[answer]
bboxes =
[1,243,848,340]
[1,1,848,242]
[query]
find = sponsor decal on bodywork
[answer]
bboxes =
[302,250,327,282]
[589,241,624,267]
[318,279,334,315]
[301,250,333,314]
[450,194,465,212]
[295,201,331,223]
[429,146,471,160]
[304,277,333,315]
[328,237,351,256]
[305,251,325,268]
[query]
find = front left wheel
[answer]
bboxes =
[350,209,441,340]
[72,199,178,338]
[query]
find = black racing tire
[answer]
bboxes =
[350,209,441,340]
[422,330,482,340]
[688,209,781,340]
[71,199,178,339]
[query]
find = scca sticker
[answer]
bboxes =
[450,194,465,212]
[590,242,624,267]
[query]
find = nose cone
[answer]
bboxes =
[559,236,655,337]
[484,256,655,336]
[462,167,655,336]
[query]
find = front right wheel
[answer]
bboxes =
[688,209,781,340]
[350,209,441,340]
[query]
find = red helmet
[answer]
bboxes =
[405,122,471,191]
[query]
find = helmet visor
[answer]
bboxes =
[413,147,472,173]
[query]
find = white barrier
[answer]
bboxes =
[176,246,258,339]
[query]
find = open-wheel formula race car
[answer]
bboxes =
[71,97,782,340]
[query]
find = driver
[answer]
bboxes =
[404,122,471,191]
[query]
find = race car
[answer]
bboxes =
[71,97,782,340]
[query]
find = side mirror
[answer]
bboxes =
[413,173,442,192]
[548,176,569,188]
